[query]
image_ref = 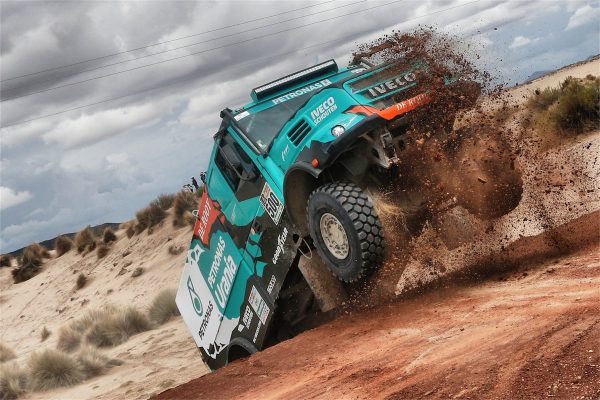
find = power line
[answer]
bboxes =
[0,0,396,102]
[0,0,365,96]
[0,0,339,82]
[0,0,481,129]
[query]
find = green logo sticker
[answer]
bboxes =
[187,277,203,316]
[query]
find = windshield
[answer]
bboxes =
[236,94,310,151]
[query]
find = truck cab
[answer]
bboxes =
[175,58,522,370]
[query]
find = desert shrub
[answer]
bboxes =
[0,255,12,268]
[28,349,84,391]
[135,203,165,234]
[96,244,110,259]
[54,235,73,257]
[0,362,28,399]
[0,343,16,363]
[125,224,135,238]
[76,273,87,290]
[21,244,44,267]
[11,243,49,283]
[102,228,117,244]
[11,264,40,284]
[41,327,51,342]
[69,307,117,335]
[85,307,153,348]
[121,307,154,333]
[75,346,114,379]
[12,243,51,284]
[57,326,82,353]
[74,227,96,253]
[528,86,560,112]
[173,191,198,228]
[168,245,184,256]
[154,194,176,211]
[529,76,600,136]
[148,288,180,325]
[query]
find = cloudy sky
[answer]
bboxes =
[0,0,598,252]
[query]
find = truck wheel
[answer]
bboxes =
[307,183,385,282]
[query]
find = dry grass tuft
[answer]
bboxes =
[148,288,180,325]
[57,307,123,352]
[75,346,115,379]
[41,327,51,342]
[125,225,135,238]
[22,243,46,265]
[0,362,28,399]
[173,191,199,228]
[85,307,153,348]
[28,349,84,391]
[76,273,87,290]
[154,194,176,211]
[0,254,12,268]
[528,76,600,136]
[55,235,74,257]
[96,244,110,259]
[0,343,16,363]
[131,267,144,278]
[11,243,50,283]
[135,194,172,234]
[168,245,184,256]
[102,228,117,244]
[11,265,40,284]
[75,227,96,253]
[57,326,82,353]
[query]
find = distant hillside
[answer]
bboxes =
[525,70,553,82]
[8,222,121,257]
[523,54,600,84]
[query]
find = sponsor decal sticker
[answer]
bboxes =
[260,182,283,224]
[194,191,222,246]
[187,277,203,316]
[364,72,417,99]
[281,144,289,161]
[249,286,270,325]
[242,305,253,329]
[271,79,332,105]
[253,321,261,343]
[272,227,288,265]
[198,302,214,340]
[234,110,250,121]
[267,275,276,294]
[310,97,338,125]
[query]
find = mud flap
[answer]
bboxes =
[297,256,347,312]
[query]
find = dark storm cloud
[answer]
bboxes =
[0,0,598,252]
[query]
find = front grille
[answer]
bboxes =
[287,119,311,146]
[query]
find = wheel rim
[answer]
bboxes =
[319,213,349,260]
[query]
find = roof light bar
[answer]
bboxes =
[252,59,338,101]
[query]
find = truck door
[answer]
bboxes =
[176,128,263,361]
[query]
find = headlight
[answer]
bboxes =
[331,125,345,137]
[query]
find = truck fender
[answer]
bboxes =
[283,163,322,234]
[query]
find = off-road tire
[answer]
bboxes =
[307,183,385,282]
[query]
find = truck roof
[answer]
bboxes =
[238,59,353,111]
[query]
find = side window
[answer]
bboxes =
[214,134,260,195]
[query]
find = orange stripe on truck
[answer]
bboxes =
[347,92,432,120]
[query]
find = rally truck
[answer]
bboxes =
[176,59,522,370]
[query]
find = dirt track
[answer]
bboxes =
[157,241,599,400]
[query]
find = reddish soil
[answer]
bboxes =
[157,245,600,400]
